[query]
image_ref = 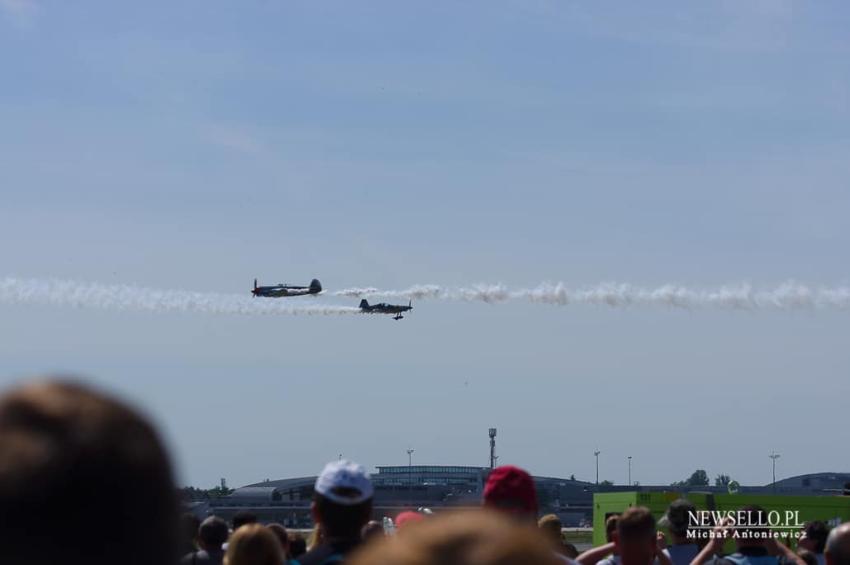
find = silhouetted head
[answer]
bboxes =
[266,523,289,558]
[198,516,229,552]
[180,512,201,553]
[232,510,258,531]
[616,507,657,565]
[225,524,283,565]
[0,379,179,565]
[349,510,561,565]
[801,521,830,554]
[312,460,374,540]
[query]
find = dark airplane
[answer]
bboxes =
[252,278,322,297]
[359,299,413,320]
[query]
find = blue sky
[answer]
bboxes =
[1,1,848,488]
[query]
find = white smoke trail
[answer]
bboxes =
[0,277,361,316]
[335,282,850,310]
[2,277,848,315]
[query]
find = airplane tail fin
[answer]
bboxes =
[409,299,412,308]
[310,279,322,293]
[254,278,258,290]
[359,299,369,309]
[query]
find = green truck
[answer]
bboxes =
[593,491,850,548]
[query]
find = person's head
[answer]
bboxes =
[661,499,695,543]
[312,460,374,540]
[798,549,820,565]
[482,465,539,521]
[606,514,621,543]
[289,534,307,559]
[266,523,289,559]
[616,507,657,565]
[348,510,562,565]
[362,520,386,543]
[0,380,179,565]
[232,510,258,531]
[224,524,283,565]
[801,521,830,554]
[180,513,202,552]
[825,523,850,565]
[538,513,564,546]
[396,511,426,530]
[198,516,230,552]
[733,505,768,549]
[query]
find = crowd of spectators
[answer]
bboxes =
[1,379,848,565]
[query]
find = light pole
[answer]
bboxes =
[594,450,601,486]
[628,456,632,487]
[769,451,780,491]
[407,448,415,506]
[489,428,497,469]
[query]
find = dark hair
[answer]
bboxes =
[315,492,373,539]
[180,512,201,553]
[289,535,307,558]
[805,521,830,553]
[232,510,258,530]
[0,380,179,565]
[606,514,621,542]
[199,516,229,550]
[735,505,766,540]
[267,523,289,555]
[798,549,819,565]
[618,507,656,542]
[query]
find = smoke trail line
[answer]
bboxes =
[334,282,850,310]
[0,277,361,316]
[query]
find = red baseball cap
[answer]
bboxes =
[395,511,425,529]
[482,465,538,516]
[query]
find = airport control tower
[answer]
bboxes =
[489,428,497,469]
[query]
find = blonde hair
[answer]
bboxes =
[224,524,283,565]
[348,510,562,565]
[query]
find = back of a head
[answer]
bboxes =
[798,549,820,565]
[538,513,563,543]
[0,380,179,565]
[232,510,258,531]
[289,535,307,559]
[482,465,539,520]
[266,523,289,555]
[313,459,374,539]
[734,505,768,546]
[663,499,695,540]
[606,514,621,543]
[315,493,373,539]
[198,516,230,552]
[180,513,202,553]
[616,507,657,565]
[225,524,283,565]
[348,510,562,565]
[826,523,850,565]
[804,521,831,554]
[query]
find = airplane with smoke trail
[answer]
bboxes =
[252,278,322,298]
[358,298,413,320]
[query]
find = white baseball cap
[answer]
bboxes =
[314,460,374,505]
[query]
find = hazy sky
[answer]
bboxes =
[1,1,848,489]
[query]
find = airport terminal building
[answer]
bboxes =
[202,464,594,527]
[193,468,850,528]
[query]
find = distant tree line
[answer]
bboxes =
[178,484,234,501]
[671,469,736,488]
